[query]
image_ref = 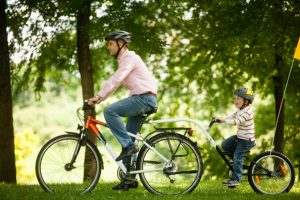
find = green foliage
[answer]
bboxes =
[95,0,166,56]
[14,129,39,184]
[254,97,276,138]
[13,81,83,137]
[0,180,300,200]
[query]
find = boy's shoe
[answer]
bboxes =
[222,179,240,187]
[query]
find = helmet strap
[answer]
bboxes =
[115,40,126,59]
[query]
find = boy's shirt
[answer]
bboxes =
[225,105,255,141]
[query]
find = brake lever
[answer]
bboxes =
[209,117,216,127]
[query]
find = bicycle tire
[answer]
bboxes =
[137,133,203,195]
[248,151,295,194]
[35,134,102,194]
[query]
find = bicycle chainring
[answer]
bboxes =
[117,167,127,182]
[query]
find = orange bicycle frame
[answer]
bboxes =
[85,116,108,137]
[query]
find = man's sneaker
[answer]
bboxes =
[112,180,138,191]
[116,144,139,161]
[222,179,240,187]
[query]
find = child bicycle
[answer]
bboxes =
[35,102,203,196]
[150,117,295,194]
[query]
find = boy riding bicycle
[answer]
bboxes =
[215,87,255,187]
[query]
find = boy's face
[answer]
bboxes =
[234,95,245,109]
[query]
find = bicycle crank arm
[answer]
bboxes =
[129,168,164,174]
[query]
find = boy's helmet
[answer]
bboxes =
[234,87,254,103]
[105,30,131,43]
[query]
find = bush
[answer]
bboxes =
[15,129,40,184]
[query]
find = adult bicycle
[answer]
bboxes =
[35,102,203,195]
[149,117,295,194]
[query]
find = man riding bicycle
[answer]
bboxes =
[88,30,158,190]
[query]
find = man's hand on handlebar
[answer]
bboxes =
[87,96,102,106]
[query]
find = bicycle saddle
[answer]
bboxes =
[144,107,158,115]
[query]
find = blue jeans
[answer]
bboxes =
[221,135,255,181]
[104,94,157,148]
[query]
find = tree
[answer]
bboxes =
[0,0,16,183]
[76,0,99,179]
[159,0,300,153]
[76,0,96,137]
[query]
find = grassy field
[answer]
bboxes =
[0,180,299,200]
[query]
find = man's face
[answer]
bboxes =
[107,40,118,56]
[107,40,126,57]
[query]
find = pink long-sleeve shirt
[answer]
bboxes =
[97,50,158,100]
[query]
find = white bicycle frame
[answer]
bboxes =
[98,131,172,175]
[150,118,217,148]
[98,117,214,175]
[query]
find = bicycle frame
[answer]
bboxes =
[85,116,171,175]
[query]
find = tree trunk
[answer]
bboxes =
[76,0,96,143]
[272,53,284,153]
[76,0,98,180]
[0,0,16,183]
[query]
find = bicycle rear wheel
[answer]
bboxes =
[137,133,203,195]
[248,151,295,194]
[35,134,102,194]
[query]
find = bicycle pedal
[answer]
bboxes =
[125,178,137,183]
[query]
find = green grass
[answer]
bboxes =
[0,180,299,200]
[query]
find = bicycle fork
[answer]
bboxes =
[65,131,86,171]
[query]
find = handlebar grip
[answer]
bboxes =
[82,100,90,111]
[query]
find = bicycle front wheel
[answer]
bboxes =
[248,151,295,194]
[35,134,102,194]
[137,133,203,195]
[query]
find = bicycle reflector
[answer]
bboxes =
[188,128,193,136]
[280,163,287,176]
[255,176,260,185]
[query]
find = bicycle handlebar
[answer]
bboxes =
[76,101,94,123]
[82,101,91,111]
[82,100,98,111]
[208,117,222,129]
